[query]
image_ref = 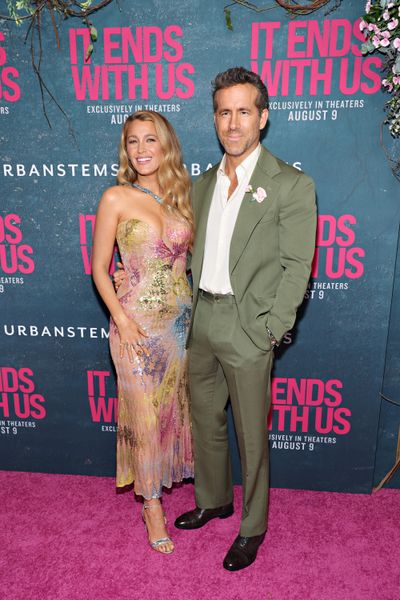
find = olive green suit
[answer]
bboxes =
[187,146,317,536]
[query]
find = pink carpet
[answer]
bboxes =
[1,471,399,600]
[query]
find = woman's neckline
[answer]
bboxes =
[131,182,164,205]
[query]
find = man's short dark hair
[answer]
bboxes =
[212,66,269,114]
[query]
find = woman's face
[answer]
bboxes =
[126,119,164,179]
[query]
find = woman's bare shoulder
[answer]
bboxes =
[101,184,129,203]
[98,185,132,212]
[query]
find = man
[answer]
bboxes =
[174,67,316,571]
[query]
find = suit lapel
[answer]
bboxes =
[229,147,281,274]
[192,148,282,285]
[191,169,218,292]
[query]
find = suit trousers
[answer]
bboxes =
[188,291,273,537]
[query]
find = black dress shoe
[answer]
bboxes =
[223,533,265,571]
[174,503,234,529]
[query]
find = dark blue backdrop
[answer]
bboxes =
[1,0,399,492]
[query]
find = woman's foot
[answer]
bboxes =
[142,499,174,554]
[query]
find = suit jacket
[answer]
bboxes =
[188,146,317,351]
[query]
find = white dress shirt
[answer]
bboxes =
[199,144,261,294]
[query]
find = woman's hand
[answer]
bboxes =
[116,315,149,363]
[113,262,126,291]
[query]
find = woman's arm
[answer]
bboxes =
[92,188,147,362]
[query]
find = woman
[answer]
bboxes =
[92,111,194,554]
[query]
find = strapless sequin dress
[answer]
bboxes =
[109,212,194,498]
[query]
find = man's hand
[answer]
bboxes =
[113,262,126,291]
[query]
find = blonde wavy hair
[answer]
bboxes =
[117,111,193,239]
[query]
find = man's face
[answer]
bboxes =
[214,83,268,164]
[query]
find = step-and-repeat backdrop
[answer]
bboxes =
[1,0,399,492]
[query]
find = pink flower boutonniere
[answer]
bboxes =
[245,184,268,203]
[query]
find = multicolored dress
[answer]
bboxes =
[109,202,194,499]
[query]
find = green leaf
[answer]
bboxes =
[90,26,98,42]
[224,8,233,31]
[361,42,374,55]
[85,43,94,62]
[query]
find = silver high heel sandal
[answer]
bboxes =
[142,502,174,554]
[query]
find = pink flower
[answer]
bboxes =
[380,31,391,47]
[246,184,268,203]
[365,1,371,14]
[253,187,267,203]
[394,37,400,49]
[388,19,398,30]
[359,19,368,31]
[380,31,390,47]
[383,10,390,21]
[373,35,381,48]
[382,79,394,92]
[368,23,379,33]
[393,75,400,85]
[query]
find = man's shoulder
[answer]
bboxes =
[192,163,219,189]
[259,146,314,185]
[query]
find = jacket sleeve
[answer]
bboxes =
[266,172,317,342]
